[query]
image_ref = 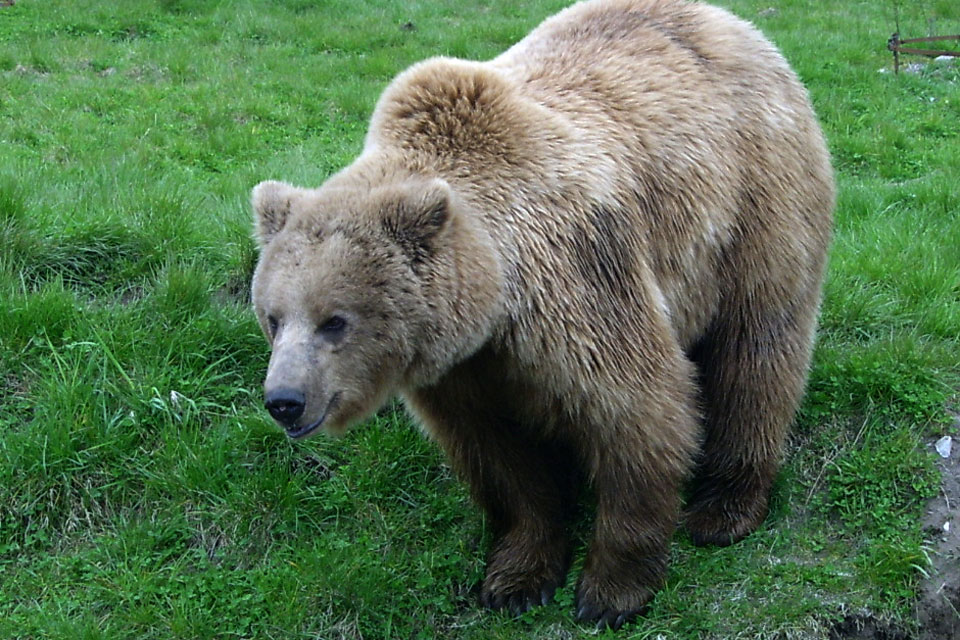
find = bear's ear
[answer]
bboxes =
[380,179,452,265]
[252,180,298,246]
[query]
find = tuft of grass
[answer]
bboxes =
[0,0,957,639]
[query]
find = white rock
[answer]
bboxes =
[944,521,951,533]
[935,436,952,459]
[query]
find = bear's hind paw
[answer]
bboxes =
[685,494,769,548]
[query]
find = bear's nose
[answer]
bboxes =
[264,388,306,427]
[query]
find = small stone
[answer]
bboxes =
[944,521,951,533]
[935,436,952,459]
[758,8,778,18]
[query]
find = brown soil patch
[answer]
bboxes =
[916,416,960,640]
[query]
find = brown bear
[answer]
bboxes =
[249,0,834,629]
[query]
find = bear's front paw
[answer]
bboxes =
[480,579,559,616]
[574,577,653,630]
[480,539,569,616]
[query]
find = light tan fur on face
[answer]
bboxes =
[251,177,504,435]
[251,0,834,626]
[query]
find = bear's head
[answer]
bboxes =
[250,176,502,438]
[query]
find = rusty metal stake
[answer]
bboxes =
[888,32,960,74]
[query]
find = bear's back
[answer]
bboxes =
[362,0,833,355]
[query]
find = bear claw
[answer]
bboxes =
[577,604,648,631]
[481,583,558,616]
[575,601,647,630]
[575,579,653,630]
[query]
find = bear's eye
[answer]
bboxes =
[267,315,279,337]
[318,315,347,335]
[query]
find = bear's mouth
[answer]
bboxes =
[286,392,341,439]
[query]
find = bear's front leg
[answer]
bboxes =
[480,487,574,615]
[407,379,577,615]
[572,379,698,630]
[574,454,683,629]
[451,422,576,614]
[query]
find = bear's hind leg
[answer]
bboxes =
[685,293,820,547]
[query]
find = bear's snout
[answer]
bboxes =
[264,387,306,427]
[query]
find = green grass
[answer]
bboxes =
[1,0,958,638]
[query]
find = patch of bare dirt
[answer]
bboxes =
[829,614,910,640]
[828,412,959,640]
[830,615,914,640]
[917,414,960,640]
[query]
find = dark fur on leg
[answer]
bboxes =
[685,286,823,546]
[407,351,579,616]
[685,467,772,547]
[573,413,694,629]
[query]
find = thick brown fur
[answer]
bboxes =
[250,0,834,628]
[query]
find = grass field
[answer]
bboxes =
[1,0,958,638]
